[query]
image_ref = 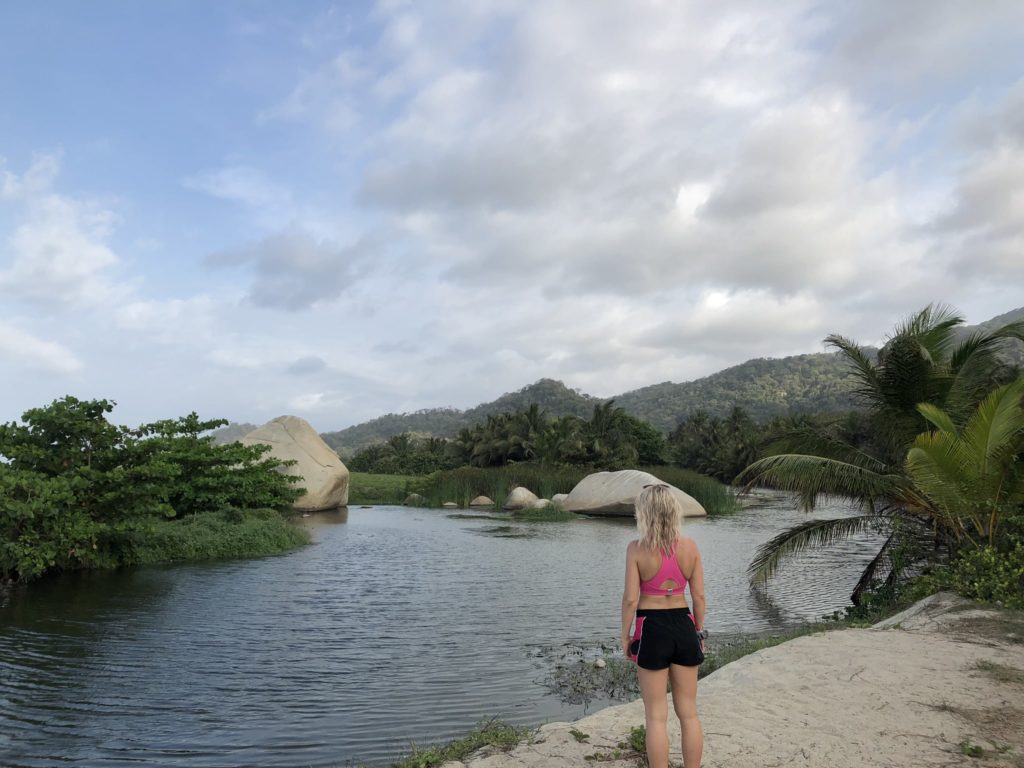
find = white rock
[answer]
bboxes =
[442,501,458,508]
[469,495,494,507]
[503,486,539,510]
[551,493,569,505]
[593,658,607,669]
[530,498,551,508]
[241,416,349,512]
[562,469,706,518]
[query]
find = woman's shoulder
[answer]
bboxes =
[678,536,701,555]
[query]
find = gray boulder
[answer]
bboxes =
[562,469,706,518]
[404,493,427,506]
[442,501,459,508]
[469,495,495,507]
[551,493,569,505]
[503,486,539,510]
[241,416,349,511]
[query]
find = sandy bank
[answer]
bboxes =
[449,594,1024,768]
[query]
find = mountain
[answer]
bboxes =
[210,422,259,444]
[320,379,599,454]
[319,306,1023,452]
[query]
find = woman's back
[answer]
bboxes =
[634,537,700,610]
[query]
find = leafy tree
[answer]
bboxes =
[739,305,1024,603]
[0,396,301,583]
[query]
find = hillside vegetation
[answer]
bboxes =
[314,307,1023,453]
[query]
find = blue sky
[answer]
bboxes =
[2,1,1023,430]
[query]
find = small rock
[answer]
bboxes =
[442,501,458,508]
[594,658,606,669]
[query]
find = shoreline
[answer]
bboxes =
[440,593,1024,768]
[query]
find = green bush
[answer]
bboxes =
[348,472,416,505]
[909,543,1024,609]
[121,510,310,565]
[0,396,303,582]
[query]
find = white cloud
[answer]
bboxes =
[0,321,82,374]
[0,154,128,309]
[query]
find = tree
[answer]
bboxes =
[739,305,1024,603]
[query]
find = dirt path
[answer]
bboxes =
[448,594,1024,768]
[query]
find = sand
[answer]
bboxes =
[447,593,1024,768]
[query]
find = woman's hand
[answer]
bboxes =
[622,637,632,659]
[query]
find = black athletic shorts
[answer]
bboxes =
[628,607,705,670]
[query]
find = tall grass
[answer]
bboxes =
[407,464,737,514]
[348,472,416,505]
[638,466,740,515]
[122,509,310,565]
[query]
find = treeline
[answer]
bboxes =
[1,397,304,583]
[349,402,668,474]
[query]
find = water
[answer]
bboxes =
[0,496,881,767]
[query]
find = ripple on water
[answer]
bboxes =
[0,497,882,767]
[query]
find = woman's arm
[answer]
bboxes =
[621,541,640,656]
[686,541,706,632]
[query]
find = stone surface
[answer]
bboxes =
[442,501,458,508]
[503,486,539,510]
[241,416,349,511]
[551,493,568,505]
[469,495,495,507]
[530,499,551,508]
[404,493,427,506]
[562,469,706,517]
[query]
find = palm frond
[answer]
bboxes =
[824,334,880,403]
[747,515,880,585]
[850,532,896,605]
[916,403,958,436]
[737,454,901,511]
[962,378,1024,472]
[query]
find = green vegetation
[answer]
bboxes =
[348,472,417,505]
[121,509,309,564]
[569,729,590,743]
[627,726,646,757]
[388,718,533,768]
[407,464,736,515]
[0,396,303,583]
[511,505,578,521]
[739,304,1024,605]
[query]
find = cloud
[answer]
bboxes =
[0,321,82,374]
[287,355,328,375]
[207,230,370,311]
[183,165,293,212]
[0,154,129,309]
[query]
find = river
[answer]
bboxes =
[0,495,880,767]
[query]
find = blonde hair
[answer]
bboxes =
[635,484,682,554]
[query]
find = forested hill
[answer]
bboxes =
[320,379,598,453]
[316,306,1023,452]
[613,353,859,432]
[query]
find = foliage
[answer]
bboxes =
[510,504,578,521]
[738,305,1024,604]
[347,472,417,505]
[120,509,309,565]
[408,464,736,515]
[388,718,533,768]
[0,396,303,583]
[348,433,461,475]
[669,406,766,483]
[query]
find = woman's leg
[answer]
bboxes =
[669,663,702,768]
[637,666,670,768]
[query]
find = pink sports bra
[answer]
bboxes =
[639,539,689,597]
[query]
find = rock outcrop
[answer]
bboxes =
[503,486,539,510]
[562,469,706,517]
[241,416,350,511]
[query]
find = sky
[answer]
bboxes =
[1,0,1023,431]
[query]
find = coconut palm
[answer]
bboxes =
[906,378,1024,547]
[739,305,1024,603]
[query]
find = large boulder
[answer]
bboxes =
[241,416,349,511]
[503,486,539,510]
[562,470,706,518]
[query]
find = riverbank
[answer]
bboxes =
[443,593,1024,768]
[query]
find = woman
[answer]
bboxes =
[621,484,706,768]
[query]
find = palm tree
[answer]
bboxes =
[739,304,1024,603]
[906,378,1024,548]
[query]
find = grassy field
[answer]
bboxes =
[348,472,418,505]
